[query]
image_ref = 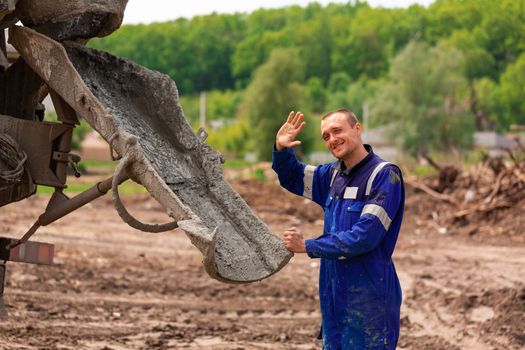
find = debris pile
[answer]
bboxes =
[405,150,525,241]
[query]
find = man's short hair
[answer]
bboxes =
[322,108,359,127]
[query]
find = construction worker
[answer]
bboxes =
[272,109,405,349]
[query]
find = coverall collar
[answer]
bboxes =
[333,144,374,175]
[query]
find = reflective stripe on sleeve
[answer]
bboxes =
[361,204,392,231]
[365,162,390,195]
[303,165,316,199]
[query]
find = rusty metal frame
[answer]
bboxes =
[6,175,125,249]
[0,113,74,188]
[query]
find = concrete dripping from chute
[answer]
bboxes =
[9,26,292,283]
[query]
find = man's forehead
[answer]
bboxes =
[321,113,351,130]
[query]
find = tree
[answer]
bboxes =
[88,0,525,136]
[306,77,326,113]
[90,14,244,94]
[472,77,500,130]
[371,40,474,156]
[293,14,332,83]
[441,30,496,130]
[238,48,312,161]
[443,30,496,81]
[333,6,399,80]
[496,53,525,127]
[326,78,382,121]
[328,71,351,92]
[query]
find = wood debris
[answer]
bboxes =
[406,150,525,239]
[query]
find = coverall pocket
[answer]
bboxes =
[346,201,365,227]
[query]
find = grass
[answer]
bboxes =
[79,160,118,169]
[411,164,437,177]
[221,158,252,169]
[252,167,267,181]
[37,180,148,196]
[36,156,259,196]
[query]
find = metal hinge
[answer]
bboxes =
[53,151,81,177]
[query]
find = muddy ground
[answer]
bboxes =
[1,172,524,350]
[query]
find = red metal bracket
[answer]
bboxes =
[0,237,54,265]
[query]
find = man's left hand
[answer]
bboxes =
[283,227,306,253]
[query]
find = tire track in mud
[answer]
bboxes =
[2,286,321,350]
[1,189,524,350]
[1,226,322,350]
[7,288,320,318]
[396,240,525,350]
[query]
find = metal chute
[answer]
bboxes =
[4,17,291,284]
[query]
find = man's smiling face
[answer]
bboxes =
[320,113,362,163]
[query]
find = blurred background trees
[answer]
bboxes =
[89,0,525,160]
[371,40,473,157]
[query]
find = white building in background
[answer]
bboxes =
[473,131,517,158]
[362,125,400,161]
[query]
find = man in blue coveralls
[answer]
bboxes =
[272,109,405,349]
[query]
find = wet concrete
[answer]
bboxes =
[30,12,116,41]
[15,0,127,38]
[61,42,292,282]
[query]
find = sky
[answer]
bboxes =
[122,0,434,24]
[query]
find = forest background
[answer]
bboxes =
[88,0,525,162]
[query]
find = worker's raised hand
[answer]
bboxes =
[283,227,306,253]
[275,111,306,152]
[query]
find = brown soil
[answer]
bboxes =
[0,178,523,350]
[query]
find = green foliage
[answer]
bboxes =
[325,78,382,123]
[207,90,244,121]
[79,160,116,170]
[496,53,525,126]
[178,94,200,124]
[335,6,396,80]
[179,89,244,124]
[463,147,490,166]
[473,77,501,129]
[87,0,525,156]
[239,48,308,161]
[221,159,251,169]
[252,167,267,181]
[372,40,474,156]
[442,30,496,81]
[473,53,525,130]
[294,14,333,82]
[412,164,437,177]
[206,119,249,159]
[328,72,351,92]
[37,179,147,195]
[306,77,327,113]
[90,14,244,94]
[181,90,247,159]
[72,119,93,151]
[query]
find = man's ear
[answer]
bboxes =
[354,122,362,136]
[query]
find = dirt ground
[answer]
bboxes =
[1,174,524,350]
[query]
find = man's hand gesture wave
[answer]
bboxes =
[275,111,306,152]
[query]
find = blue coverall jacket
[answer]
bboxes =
[272,145,404,350]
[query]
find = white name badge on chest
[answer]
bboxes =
[343,186,358,199]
